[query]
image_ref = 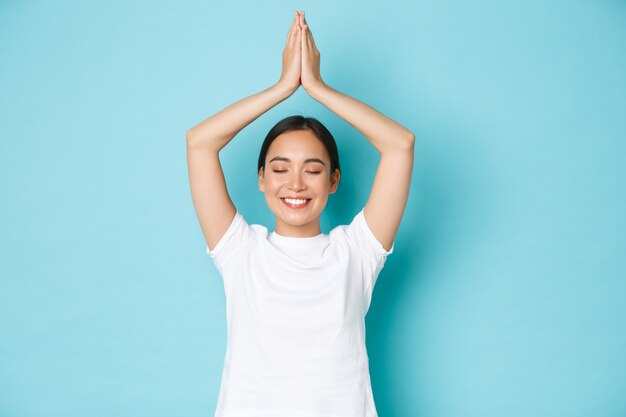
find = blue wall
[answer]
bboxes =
[1,1,625,416]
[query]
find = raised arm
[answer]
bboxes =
[186,12,302,251]
[298,12,415,251]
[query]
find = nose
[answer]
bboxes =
[287,171,305,191]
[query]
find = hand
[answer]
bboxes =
[298,11,325,93]
[277,11,302,94]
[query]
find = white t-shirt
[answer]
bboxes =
[206,207,394,417]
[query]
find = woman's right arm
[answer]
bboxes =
[186,11,302,252]
[185,83,295,252]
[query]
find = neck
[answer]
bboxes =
[274,218,322,237]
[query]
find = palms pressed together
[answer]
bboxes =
[279,11,324,95]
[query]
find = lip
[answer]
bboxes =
[281,197,311,209]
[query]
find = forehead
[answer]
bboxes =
[266,130,329,161]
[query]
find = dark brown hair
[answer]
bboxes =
[257,115,341,178]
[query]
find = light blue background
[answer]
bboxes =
[1,1,625,416]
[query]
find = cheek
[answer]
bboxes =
[313,175,332,191]
[265,176,284,191]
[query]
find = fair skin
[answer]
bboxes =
[258,129,341,237]
[186,11,414,251]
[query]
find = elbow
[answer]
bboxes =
[185,129,224,153]
[186,129,198,148]
[378,131,415,154]
[401,131,415,151]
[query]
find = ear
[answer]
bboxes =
[258,167,265,192]
[328,169,341,194]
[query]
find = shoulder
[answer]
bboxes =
[206,211,270,266]
[329,208,395,261]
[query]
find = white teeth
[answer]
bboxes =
[284,198,308,205]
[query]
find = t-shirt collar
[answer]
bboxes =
[268,231,328,248]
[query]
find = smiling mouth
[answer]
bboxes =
[281,198,311,208]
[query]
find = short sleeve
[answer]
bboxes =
[205,211,253,270]
[345,208,395,290]
[347,208,395,261]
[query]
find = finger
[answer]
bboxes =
[295,25,302,56]
[289,22,300,48]
[298,14,307,37]
[300,12,311,31]
[303,22,312,51]
[300,13,315,50]
[301,18,308,52]
[302,15,318,50]
[309,28,318,52]
[293,24,301,49]
[286,11,298,43]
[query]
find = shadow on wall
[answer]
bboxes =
[364,118,499,415]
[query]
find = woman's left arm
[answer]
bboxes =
[298,12,414,251]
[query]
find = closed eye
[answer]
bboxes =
[272,170,321,174]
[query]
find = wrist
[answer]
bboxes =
[274,80,299,98]
[304,80,329,100]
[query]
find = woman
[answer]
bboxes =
[186,10,414,417]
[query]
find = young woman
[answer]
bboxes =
[186,10,414,417]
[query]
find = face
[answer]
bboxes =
[258,129,340,237]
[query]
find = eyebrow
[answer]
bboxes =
[268,156,326,166]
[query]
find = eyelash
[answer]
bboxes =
[272,170,321,175]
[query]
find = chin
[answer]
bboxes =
[279,210,315,223]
